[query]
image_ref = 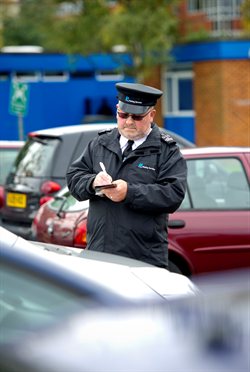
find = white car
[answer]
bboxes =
[1,227,198,345]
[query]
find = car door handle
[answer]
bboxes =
[168,220,185,229]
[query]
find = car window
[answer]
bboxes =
[0,149,20,184]
[50,192,89,212]
[11,138,59,177]
[0,262,98,344]
[179,157,249,210]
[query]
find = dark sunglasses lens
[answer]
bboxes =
[132,114,143,121]
[117,111,144,121]
[118,112,128,119]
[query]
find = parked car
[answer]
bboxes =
[0,226,197,346]
[33,147,250,276]
[168,147,250,275]
[32,187,89,248]
[0,265,249,372]
[0,140,24,209]
[1,123,194,239]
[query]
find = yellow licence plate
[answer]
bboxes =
[7,193,27,208]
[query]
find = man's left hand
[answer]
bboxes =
[102,179,128,202]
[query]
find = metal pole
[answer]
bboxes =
[18,114,24,141]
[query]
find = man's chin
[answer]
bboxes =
[121,128,137,138]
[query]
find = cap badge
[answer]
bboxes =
[125,96,142,104]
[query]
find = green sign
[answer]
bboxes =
[10,81,29,116]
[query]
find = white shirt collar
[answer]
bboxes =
[119,128,152,152]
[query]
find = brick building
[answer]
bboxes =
[161,0,250,146]
[163,40,250,146]
[195,57,249,146]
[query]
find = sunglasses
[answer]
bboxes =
[117,109,153,121]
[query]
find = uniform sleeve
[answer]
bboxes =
[125,144,187,214]
[66,140,97,201]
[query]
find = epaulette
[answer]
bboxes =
[160,132,176,144]
[98,128,113,135]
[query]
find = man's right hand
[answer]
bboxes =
[93,171,112,189]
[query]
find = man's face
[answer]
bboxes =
[116,105,156,140]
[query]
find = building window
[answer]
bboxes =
[187,0,242,36]
[42,71,69,82]
[95,71,124,81]
[12,71,41,83]
[188,0,203,12]
[164,71,194,116]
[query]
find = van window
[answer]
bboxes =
[12,138,59,177]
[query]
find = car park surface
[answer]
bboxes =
[0,141,24,210]
[33,147,250,276]
[1,123,194,239]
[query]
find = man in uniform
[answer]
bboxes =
[66,82,187,268]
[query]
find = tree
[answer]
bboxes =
[2,0,180,81]
[241,0,250,36]
[2,0,57,47]
[101,0,180,81]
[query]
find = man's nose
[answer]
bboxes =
[125,115,135,123]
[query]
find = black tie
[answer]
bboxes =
[122,140,134,159]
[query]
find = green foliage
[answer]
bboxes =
[181,28,210,43]
[241,0,250,35]
[2,0,180,80]
[102,0,179,80]
[2,0,57,46]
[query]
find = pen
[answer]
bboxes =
[99,162,106,173]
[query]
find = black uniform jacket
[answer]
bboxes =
[66,124,187,268]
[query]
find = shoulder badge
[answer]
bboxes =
[98,128,113,135]
[160,132,176,144]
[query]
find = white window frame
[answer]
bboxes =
[95,72,124,81]
[42,71,69,82]
[187,0,242,36]
[11,71,41,83]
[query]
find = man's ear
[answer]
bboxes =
[150,109,156,121]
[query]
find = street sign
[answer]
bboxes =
[9,81,29,116]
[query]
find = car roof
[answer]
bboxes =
[0,140,24,148]
[1,227,197,302]
[32,241,197,300]
[29,123,117,137]
[181,146,250,156]
[29,123,195,147]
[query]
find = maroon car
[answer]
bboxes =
[32,190,89,248]
[32,147,250,276]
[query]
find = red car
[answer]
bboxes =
[0,140,24,209]
[32,147,250,276]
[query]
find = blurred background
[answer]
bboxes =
[0,0,249,145]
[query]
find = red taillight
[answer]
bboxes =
[39,196,54,206]
[40,181,61,195]
[73,221,87,248]
[0,186,5,208]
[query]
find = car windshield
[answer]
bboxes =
[0,261,98,344]
[0,149,20,184]
[50,191,89,212]
[11,137,59,177]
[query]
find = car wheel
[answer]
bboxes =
[168,260,183,274]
